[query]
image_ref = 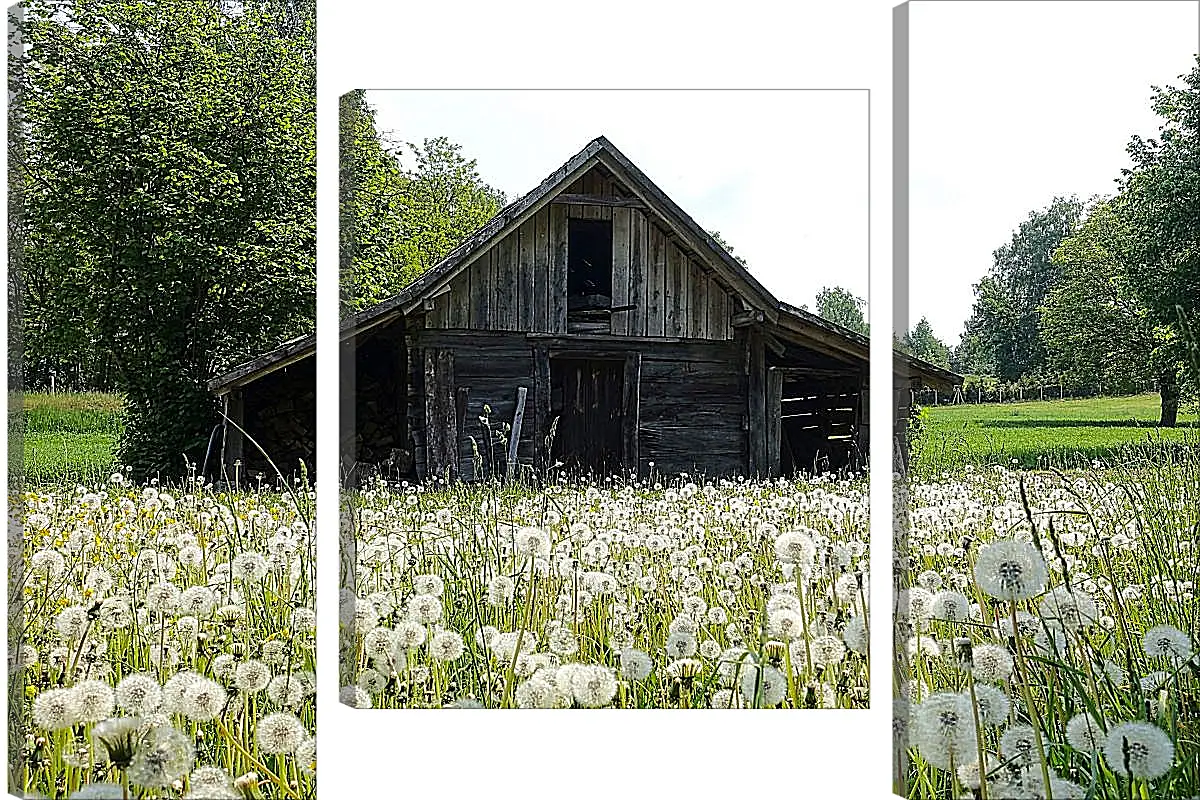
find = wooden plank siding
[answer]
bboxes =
[628,210,646,336]
[550,204,568,333]
[423,178,733,342]
[611,207,631,335]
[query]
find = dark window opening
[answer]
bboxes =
[567,218,613,311]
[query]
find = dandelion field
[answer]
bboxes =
[896,444,1200,800]
[13,474,316,799]
[342,474,870,710]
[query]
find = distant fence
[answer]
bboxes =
[913,379,1161,407]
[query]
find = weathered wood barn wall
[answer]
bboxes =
[211,135,958,484]
[208,339,316,481]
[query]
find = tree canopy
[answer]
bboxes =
[957,197,1084,381]
[340,94,505,314]
[13,0,316,475]
[901,317,951,369]
[947,57,1199,425]
[815,286,869,336]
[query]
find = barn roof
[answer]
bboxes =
[210,135,962,394]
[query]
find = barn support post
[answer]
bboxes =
[533,345,551,472]
[747,327,767,477]
[394,325,409,471]
[766,367,782,478]
[856,374,870,468]
[340,334,357,482]
[455,387,471,479]
[423,348,458,482]
[506,386,528,481]
[622,352,641,476]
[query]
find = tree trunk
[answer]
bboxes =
[1159,371,1180,428]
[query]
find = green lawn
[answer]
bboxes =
[21,392,124,483]
[914,392,1198,472]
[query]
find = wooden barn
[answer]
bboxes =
[209,136,958,482]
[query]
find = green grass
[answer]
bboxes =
[21,391,124,483]
[914,393,1198,473]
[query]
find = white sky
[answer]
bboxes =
[366,90,869,312]
[908,0,1199,344]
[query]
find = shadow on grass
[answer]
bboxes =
[979,418,1200,430]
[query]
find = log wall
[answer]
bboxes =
[405,328,748,481]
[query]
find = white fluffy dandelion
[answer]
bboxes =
[1142,624,1193,663]
[428,629,465,662]
[567,664,618,708]
[810,635,847,669]
[32,687,79,730]
[256,712,307,754]
[619,648,653,681]
[72,679,115,722]
[1066,711,1108,753]
[912,692,977,771]
[973,539,1048,602]
[773,530,817,564]
[127,725,194,788]
[970,643,1014,683]
[1102,721,1175,780]
[968,684,1010,727]
[234,660,272,693]
[738,664,787,707]
[406,593,443,625]
[180,677,227,721]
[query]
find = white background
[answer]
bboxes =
[317,2,896,798]
[364,88,870,310]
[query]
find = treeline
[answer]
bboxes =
[339,91,506,315]
[13,0,316,476]
[908,57,1200,426]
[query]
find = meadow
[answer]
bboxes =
[21,393,124,484]
[342,472,870,710]
[900,399,1200,799]
[914,394,1197,472]
[13,394,316,799]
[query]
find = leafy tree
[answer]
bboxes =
[1040,200,1172,409]
[815,286,869,336]
[950,329,993,376]
[13,0,316,477]
[1114,56,1200,425]
[901,317,951,369]
[339,90,409,315]
[340,125,506,313]
[959,197,1084,381]
[707,229,748,266]
[397,137,506,285]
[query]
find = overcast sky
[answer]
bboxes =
[908,0,1199,344]
[366,90,869,312]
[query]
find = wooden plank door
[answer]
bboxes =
[551,358,625,475]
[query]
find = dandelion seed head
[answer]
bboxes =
[973,539,1048,602]
[1102,721,1175,780]
[234,660,272,693]
[256,712,307,755]
[1066,712,1107,753]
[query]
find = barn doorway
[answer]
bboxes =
[550,357,626,475]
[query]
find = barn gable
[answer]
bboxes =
[424,162,741,341]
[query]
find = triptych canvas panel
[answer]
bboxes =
[6,1,1198,798]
